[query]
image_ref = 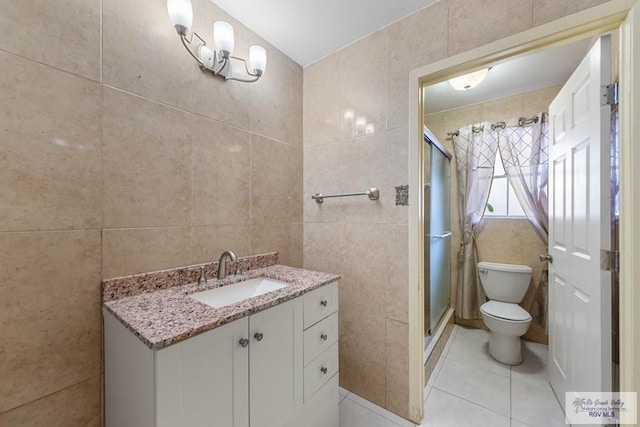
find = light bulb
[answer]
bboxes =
[214,21,234,57]
[249,45,267,76]
[167,0,193,36]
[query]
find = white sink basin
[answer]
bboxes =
[190,277,289,308]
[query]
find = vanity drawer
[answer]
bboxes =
[304,312,338,365]
[303,282,338,329]
[304,343,338,402]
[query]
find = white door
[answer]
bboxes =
[548,35,612,408]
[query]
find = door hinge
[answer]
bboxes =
[601,83,619,106]
[600,250,619,272]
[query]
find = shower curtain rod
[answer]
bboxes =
[445,114,541,140]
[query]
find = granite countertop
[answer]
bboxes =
[104,264,340,350]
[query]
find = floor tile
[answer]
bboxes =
[339,397,403,427]
[453,326,490,345]
[510,341,550,389]
[522,340,549,360]
[345,393,415,426]
[511,378,566,427]
[434,358,511,416]
[445,331,511,377]
[420,388,510,427]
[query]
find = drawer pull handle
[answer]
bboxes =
[239,338,249,348]
[320,366,328,375]
[320,300,328,307]
[320,333,328,341]
[254,332,264,342]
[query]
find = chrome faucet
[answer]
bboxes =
[217,250,238,280]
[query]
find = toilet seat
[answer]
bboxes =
[480,301,531,323]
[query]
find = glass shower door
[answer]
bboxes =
[428,143,451,333]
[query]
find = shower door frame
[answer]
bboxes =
[405,1,639,422]
[423,129,452,339]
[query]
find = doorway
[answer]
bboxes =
[406,3,638,421]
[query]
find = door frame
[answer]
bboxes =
[406,0,639,422]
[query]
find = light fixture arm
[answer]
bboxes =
[226,55,262,83]
[179,33,208,68]
[178,32,263,83]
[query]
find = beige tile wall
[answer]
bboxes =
[0,0,302,424]
[302,0,608,421]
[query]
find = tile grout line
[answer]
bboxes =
[434,328,511,419]
[432,386,511,421]
[0,374,102,416]
[510,362,513,421]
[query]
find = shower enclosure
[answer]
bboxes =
[424,127,452,339]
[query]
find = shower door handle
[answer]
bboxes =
[426,231,452,239]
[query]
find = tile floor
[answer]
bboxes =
[338,325,568,427]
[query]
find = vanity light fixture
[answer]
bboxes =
[448,68,490,91]
[167,0,267,83]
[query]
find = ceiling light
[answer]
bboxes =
[448,68,490,91]
[167,0,266,83]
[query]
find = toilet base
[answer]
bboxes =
[488,332,523,366]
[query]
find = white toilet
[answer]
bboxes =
[477,261,533,365]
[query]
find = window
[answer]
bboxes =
[484,150,526,217]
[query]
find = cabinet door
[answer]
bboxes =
[156,317,249,427]
[249,298,303,427]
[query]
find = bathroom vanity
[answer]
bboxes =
[103,256,339,427]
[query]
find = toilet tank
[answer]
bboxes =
[477,261,532,303]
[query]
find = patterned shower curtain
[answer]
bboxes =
[452,123,498,320]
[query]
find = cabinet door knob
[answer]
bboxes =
[254,332,264,342]
[320,333,328,341]
[320,300,328,307]
[320,366,328,375]
[239,338,249,348]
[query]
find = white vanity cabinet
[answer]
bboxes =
[104,281,339,427]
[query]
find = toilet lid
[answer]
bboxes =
[481,301,531,322]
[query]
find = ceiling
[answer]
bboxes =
[210,0,438,67]
[423,37,593,114]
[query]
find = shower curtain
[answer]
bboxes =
[452,123,498,320]
[497,113,549,330]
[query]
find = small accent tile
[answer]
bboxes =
[395,185,409,206]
